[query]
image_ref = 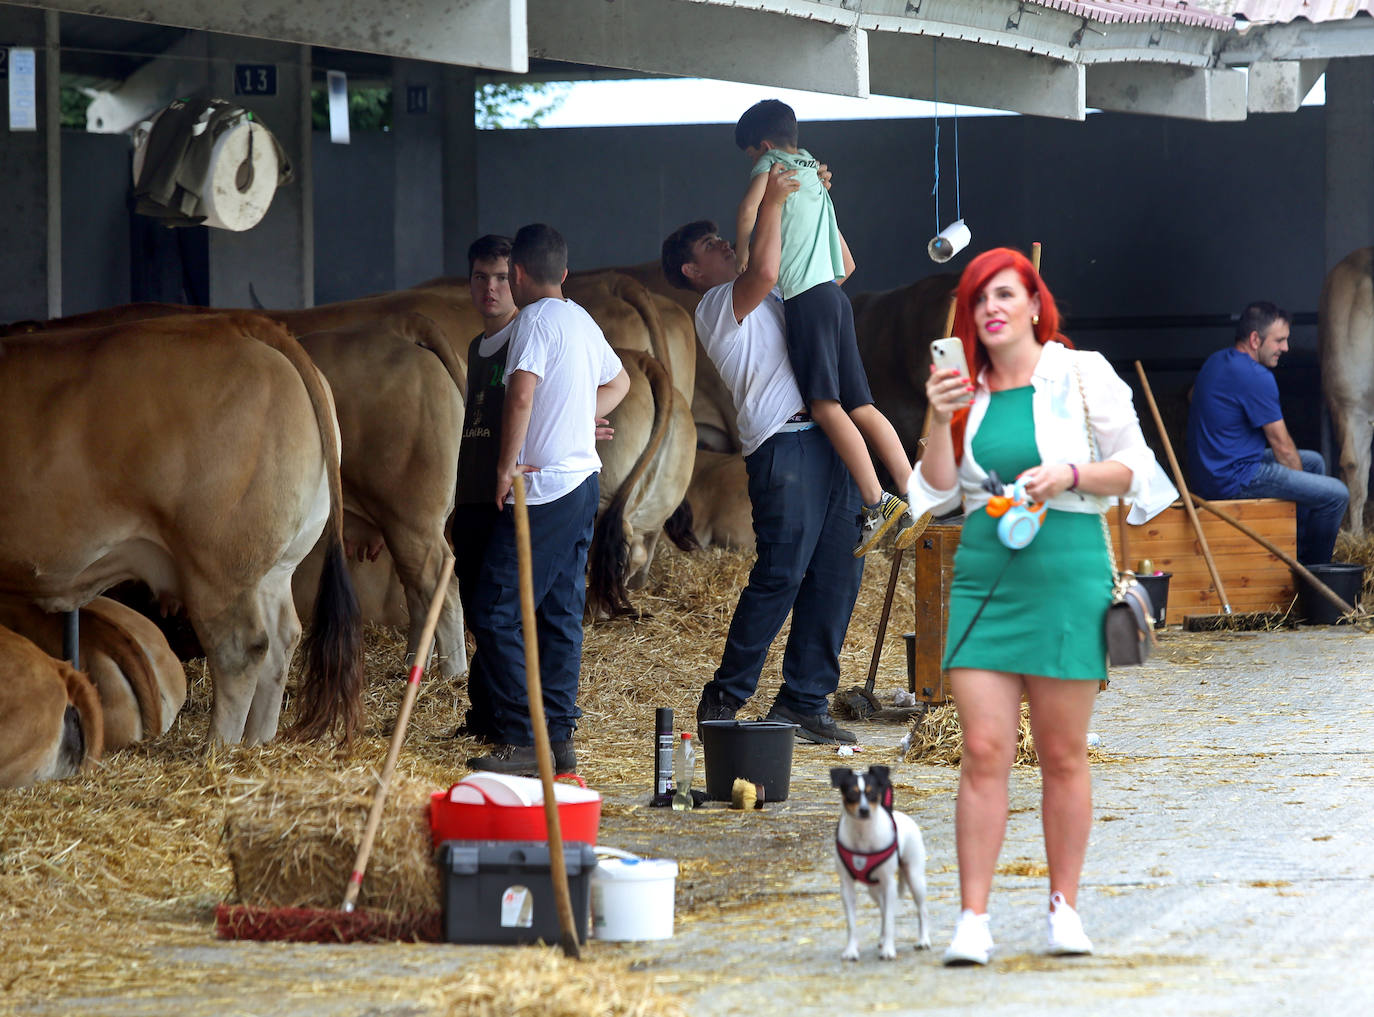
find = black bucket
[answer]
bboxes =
[1297,562,1366,625]
[1135,573,1172,629]
[697,720,798,802]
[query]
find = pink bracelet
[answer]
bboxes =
[1068,463,1080,491]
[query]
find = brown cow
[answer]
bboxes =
[684,450,755,552]
[293,312,464,677]
[0,596,186,750]
[0,313,361,745]
[1320,247,1374,533]
[0,625,103,788]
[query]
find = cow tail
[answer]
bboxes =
[663,499,702,552]
[612,276,675,389]
[61,665,105,766]
[586,350,672,618]
[237,313,363,742]
[80,609,163,739]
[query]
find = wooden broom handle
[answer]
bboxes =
[1193,495,1361,621]
[866,289,959,685]
[342,563,453,912]
[513,473,581,960]
[1133,361,1232,614]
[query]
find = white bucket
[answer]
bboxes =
[590,847,678,941]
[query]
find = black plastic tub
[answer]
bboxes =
[1297,562,1366,625]
[1135,572,1172,629]
[697,720,798,802]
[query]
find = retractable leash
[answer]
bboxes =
[942,470,1036,668]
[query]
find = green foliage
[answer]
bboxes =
[310,85,393,132]
[59,86,92,129]
[476,81,570,130]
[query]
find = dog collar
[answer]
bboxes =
[835,819,899,885]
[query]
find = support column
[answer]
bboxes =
[1324,58,1374,274]
[441,65,478,278]
[205,36,312,308]
[392,58,444,288]
[0,6,59,321]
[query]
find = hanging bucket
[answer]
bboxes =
[590,847,678,941]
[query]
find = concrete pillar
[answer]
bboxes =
[441,65,478,278]
[205,36,312,308]
[1324,58,1374,274]
[0,7,60,321]
[392,59,444,288]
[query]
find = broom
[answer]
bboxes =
[216,563,454,943]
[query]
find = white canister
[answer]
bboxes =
[591,848,678,941]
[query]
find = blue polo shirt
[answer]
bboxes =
[1186,347,1283,498]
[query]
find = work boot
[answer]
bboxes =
[466,743,538,775]
[696,684,741,725]
[551,738,577,774]
[765,702,857,745]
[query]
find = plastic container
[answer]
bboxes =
[591,847,678,941]
[1135,572,1172,629]
[436,839,595,945]
[671,733,696,810]
[697,719,798,802]
[428,774,601,849]
[1297,562,1366,625]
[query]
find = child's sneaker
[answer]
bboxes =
[853,492,909,557]
[893,509,931,551]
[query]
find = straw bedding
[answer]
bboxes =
[0,543,915,1012]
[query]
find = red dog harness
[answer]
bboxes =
[835,783,899,885]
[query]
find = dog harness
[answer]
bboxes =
[835,783,899,885]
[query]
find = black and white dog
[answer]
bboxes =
[831,765,931,961]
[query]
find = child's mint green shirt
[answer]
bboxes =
[750,147,845,300]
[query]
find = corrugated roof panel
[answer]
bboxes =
[1229,0,1374,23]
[1029,0,1238,30]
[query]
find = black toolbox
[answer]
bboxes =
[436,840,596,945]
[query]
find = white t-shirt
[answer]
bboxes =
[506,296,623,505]
[695,282,806,457]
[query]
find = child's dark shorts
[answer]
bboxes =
[782,280,874,411]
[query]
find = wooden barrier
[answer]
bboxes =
[1107,499,1297,623]
[910,523,959,704]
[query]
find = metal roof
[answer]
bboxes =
[1030,0,1236,30]
[1229,0,1374,23]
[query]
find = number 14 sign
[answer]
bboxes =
[235,64,277,97]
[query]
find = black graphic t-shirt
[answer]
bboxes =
[456,325,512,505]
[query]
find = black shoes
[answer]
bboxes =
[465,738,577,775]
[765,701,857,745]
[696,684,741,724]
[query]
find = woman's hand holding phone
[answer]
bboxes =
[927,337,975,424]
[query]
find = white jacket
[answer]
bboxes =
[908,341,1177,525]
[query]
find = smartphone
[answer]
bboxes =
[930,337,974,406]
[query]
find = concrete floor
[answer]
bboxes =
[15,626,1372,1016]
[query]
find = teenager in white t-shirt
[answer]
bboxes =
[660,165,864,746]
[466,224,629,776]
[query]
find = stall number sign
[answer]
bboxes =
[235,64,277,97]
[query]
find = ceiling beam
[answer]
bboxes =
[1087,64,1248,122]
[1217,18,1374,65]
[12,0,528,72]
[526,0,868,96]
[868,31,1085,120]
[1246,59,1328,113]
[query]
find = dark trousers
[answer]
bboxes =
[708,426,864,715]
[467,473,598,745]
[452,502,499,734]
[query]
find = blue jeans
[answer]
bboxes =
[707,426,864,716]
[1238,450,1348,565]
[467,474,598,745]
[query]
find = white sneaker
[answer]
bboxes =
[942,909,994,966]
[1047,891,1094,955]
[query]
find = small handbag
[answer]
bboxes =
[1074,362,1156,671]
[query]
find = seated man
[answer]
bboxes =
[1187,301,1348,565]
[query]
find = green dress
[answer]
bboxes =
[943,387,1112,680]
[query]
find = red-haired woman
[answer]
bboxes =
[910,247,1174,966]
